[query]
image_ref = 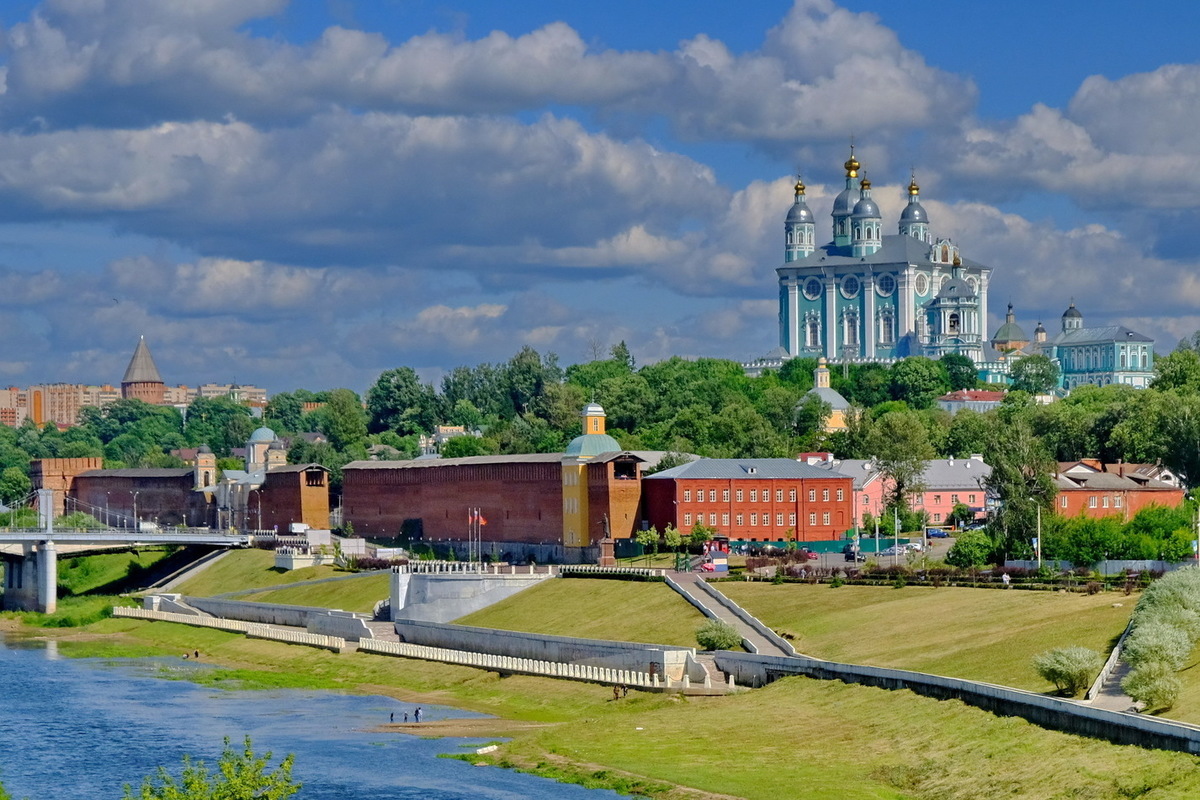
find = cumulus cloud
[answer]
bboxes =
[0,0,972,151]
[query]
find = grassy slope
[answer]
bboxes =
[58,549,173,595]
[237,572,391,613]
[718,582,1132,691]
[172,549,343,596]
[454,579,707,648]
[66,616,1200,800]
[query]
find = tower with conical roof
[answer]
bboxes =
[121,336,166,404]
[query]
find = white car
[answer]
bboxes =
[904,542,924,552]
[880,545,906,556]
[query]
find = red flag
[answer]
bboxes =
[479,514,487,526]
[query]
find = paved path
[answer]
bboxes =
[1090,659,1140,712]
[667,572,794,657]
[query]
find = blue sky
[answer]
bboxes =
[0,0,1198,393]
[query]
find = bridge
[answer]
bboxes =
[2,490,252,614]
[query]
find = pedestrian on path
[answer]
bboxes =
[414,707,422,723]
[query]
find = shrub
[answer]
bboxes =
[1032,647,1102,696]
[695,619,741,651]
[1121,661,1182,711]
[829,576,845,588]
[1122,621,1193,670]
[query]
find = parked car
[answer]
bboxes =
[845,549,866,562]
[926,527,950,538]
[698,562,715,572]
[904,542,924,552]
[880,545,906,556]
[800,547,818,560]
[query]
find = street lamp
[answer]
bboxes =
[130,490,139,530]
[105,492,110,527]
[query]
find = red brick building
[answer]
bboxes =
[642,458,855,542]
[257,464,330,531]
[341,450,646,545]
[1053,467,1184,520]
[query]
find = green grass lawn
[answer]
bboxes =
[58,548,173,595]
[455,578,708,648]
[172,549,345,596]
[67,614,1200,800]
[718,582,1132,692]
[237,572,391,613]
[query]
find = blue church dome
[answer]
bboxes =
[900,201,927,222]
[564,432,621,458]
[249,426,276,443]
[786,200,813,223]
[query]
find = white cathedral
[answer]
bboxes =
[774,150,990,365]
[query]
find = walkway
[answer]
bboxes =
[667,572,794,657]
[1091,659,1140,712]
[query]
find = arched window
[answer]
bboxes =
[806,319,821,348]
[878,309,895,345]
[948,313,960,334]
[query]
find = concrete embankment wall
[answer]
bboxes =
[394,618,695,679]
[391,571,551,623]
[714,650,1200,754]
[115,606,347,652]
[180,596,374,641]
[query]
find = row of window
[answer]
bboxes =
[682,511,832,528]
[682,487,844,503]
[1074,495,1123,509]
[861,493,980,506]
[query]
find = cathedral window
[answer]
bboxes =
[843,312,859,347]
[803,279,822,300]
[948,313,961,334]
[878,309,895,345]
[805,315,821,348]
[876,274,896,296]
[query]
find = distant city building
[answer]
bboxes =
[773,151,991,365]
[801,359,850,432]
[1053,461,1183,519]
[936,389,1006,415]
[642,458,854,542]
[816,455,992,528]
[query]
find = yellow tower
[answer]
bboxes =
[561,403,621,548]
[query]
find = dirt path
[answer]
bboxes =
[373,718,556,738]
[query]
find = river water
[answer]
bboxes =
[0,638,619,799]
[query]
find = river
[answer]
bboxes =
[0,637,620,799]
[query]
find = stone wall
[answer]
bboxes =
[393,618,694,679]
[713,651,1200,754]
[181,596,374,641]
[391,569,552,623]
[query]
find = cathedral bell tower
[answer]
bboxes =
[784,176,816,262]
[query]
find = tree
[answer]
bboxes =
[634,525,659,565]
[123,736,299,800]
[889,357,950,409]
[662,523,682,554]
[1152,349,1200,392]
[0,466,32,505]
[1033,647,1101,697]
[366,367,442,436]
[867,410,935,512]
[983,418,1056,559]
[793,394,831,437]
[1010,354,1059,395]
[945,529,992,567]
[695,619,741,651]
[440,435,495,459]
[610,340,635,370]
[322,388,368,451]
[940,353,978,391]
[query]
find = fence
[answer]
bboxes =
[560,565,664,578]
[113,606,347,652]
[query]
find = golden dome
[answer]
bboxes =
[908,176,920,195]
[860,177,871,191]
[844,153,860,177]
[794,177,806,196]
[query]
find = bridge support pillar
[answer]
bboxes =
[3,545,40,612]
[36,540,57,614]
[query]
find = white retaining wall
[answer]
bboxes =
[391,570,551,623]
[688,578,797,657]
[358,638,724,692]
[180,597,374,641]
[1086,618,1135,702]
[114,606,347,651]
[393,618,694,679]
[713,650,1200,754]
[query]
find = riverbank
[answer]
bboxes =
[11,612,1200,799]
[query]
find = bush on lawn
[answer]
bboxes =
[1032,647,1102,696]
[695,620,741,651]
[1121,661,1182,711]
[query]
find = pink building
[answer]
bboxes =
[815,454,992,528]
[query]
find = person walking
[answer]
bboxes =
[414,707,422,723]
